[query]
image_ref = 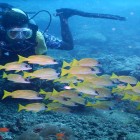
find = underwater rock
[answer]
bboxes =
[126,132,140,140]
[16,123,75,140]
[16,132,42,140]
[99,55,140,77]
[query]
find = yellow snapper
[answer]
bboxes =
[46,102,63,109]
[2,72,30,83]
[86,101,113,110]
[2,90,43,100]
[70,97,86,105]
[53,98,77,106]
[0,62,32,71]
[86,76,113,87]
[23,68,59,79]
[51,89,85,105]
[18,103,46,112]
[63,58,100,68]
[67,74,98,80]
[61,66,96,76]
[18,55,58,65]
[52,89,80,99]
[39,89,52,99]
[46,102,70,113]
[68,82,98,96]
[110,73,137,85]
[94,87,112,99]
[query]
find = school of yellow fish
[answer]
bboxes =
[1,54,140,113]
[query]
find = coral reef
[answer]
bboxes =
[16,123,75,140]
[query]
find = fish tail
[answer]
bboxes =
[136,82,140,86]
[2,90,11,99]
[18,104,25,112]
[62,61,70,68]
[110,73,118,79]
[122,93,132,100]
[23,71,30,78]
[0,65,4,70]
[18,55,26,63]
[61,69,69,76]
[2,72,7,78]
[112,88,117,93]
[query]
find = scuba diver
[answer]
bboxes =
[0,3,126,64]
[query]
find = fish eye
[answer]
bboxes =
[25,64,28,67]
[54,59,57,62]
[91,68,95,71]
[95,91,99,95]
[33,128,43,133]
[25,77,30,81]
[77,79,83,82]
[25,64,30,68]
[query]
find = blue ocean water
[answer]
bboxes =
[0,0,140,140]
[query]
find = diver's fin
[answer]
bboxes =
[56,8,126,21]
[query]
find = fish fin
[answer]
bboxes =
[131,95,140,101]
[69,83,75,89]
[86,102,94,107]
[18,55,26,63]
[2,90,11,99]
[53,89,58,93]
[110,73,118,79]
[46,107,53,112]
[53,100,59,103]
[39,89,46,94]
[71,59,78,66]
[52,89,59,96]
[124,84,132,90]
[2,72,7,78]
[61,69,69,76]
[62,61,70,68]
[136,82,140,86]
[53,78,59,83]
[18,104,25,112]
[45,93,52,100]
[67,74,74,78]
[23,71,30,78]
[15,70,20,73]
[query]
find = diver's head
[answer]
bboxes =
[2,8,29,28]
[2,8,33,41]
[1,8,34,52]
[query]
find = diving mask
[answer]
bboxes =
[7,27,33,40]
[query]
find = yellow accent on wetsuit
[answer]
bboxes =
[35,31,47,55]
